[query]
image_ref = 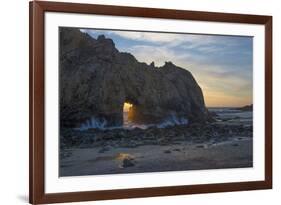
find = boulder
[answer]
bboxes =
[59,28,209,128]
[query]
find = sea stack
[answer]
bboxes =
[59,28,209,128]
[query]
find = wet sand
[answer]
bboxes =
[60,108,253,177]
[60,136,252,176]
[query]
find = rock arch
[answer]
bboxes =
[59,28,209,128]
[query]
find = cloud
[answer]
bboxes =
[126,44,252,105]
[109,30,228,49]
[110,30,251,52]
[80,28,253,107]
[110,31,185,44]
[125,44,192,67]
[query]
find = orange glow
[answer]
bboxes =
[123,102,133,112]
[202,88,252,107]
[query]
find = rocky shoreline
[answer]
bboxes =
[59,109,253,176]
[60,123,252,151]
[59,121,253,176]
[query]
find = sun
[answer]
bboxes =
[123,102,133,112]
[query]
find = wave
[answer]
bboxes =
[156,114,188,128]
[78,117,108,131]
[76,114,188,131]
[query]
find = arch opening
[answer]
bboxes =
[123,102,134,127]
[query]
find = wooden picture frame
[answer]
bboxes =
[29,1,272,204]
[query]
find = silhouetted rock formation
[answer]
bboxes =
[238,104,253,111]
[59,28,209,128]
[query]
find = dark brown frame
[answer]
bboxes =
[29,1,272,204]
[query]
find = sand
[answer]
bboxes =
[60,136,252,176]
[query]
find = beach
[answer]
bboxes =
[60,137,252,176]
[60,108,253,176]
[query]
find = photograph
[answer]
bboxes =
[59,27,253,177]
[29,1,273,203]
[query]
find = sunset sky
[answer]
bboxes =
[81,28,253,107]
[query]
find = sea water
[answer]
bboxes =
[78,112,189,131]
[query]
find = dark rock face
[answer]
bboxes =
[59,28,209,128]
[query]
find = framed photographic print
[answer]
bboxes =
[29,1,272,204]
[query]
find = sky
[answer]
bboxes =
[80,28,253,107]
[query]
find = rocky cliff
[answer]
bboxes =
[59,28,209,128]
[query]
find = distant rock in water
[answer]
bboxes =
[59,28,209,128]
[238,104,253,111]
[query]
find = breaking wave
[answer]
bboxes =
[77,113,188,131]
[156,114,188,129]
[78,117,108,131]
